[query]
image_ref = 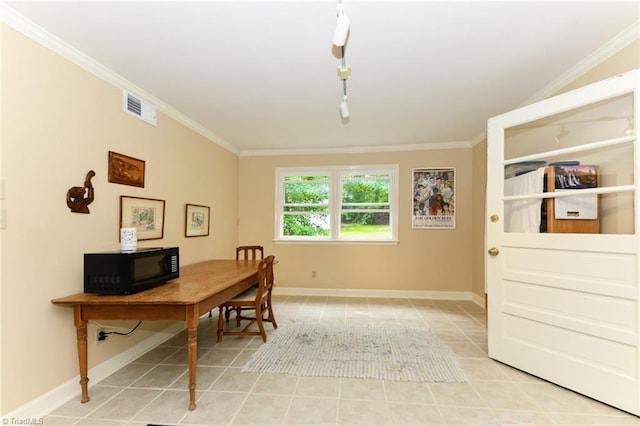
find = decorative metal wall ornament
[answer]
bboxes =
[66,170,95,214]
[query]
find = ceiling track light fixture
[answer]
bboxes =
[333,0,351,120]
[554,125,569,143]
[332,0,350,47]
[338,46,351,119]
[624,116,635,135]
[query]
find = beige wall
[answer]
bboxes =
[0,26,239,414]
[238,149,474,293]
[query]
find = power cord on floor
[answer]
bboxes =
[98,321,143,341]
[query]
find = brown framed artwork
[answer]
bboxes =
[185,204,210,237]
[120,196,165,240]
[108,151,145,188]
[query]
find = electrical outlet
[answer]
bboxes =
[97,328,107,344]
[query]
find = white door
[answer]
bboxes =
[486,70,640,415]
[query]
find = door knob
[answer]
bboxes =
[488,247,499,256]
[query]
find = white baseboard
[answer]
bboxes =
[274,287,485,307]
[470,292,486,308]
[5,322,185,420]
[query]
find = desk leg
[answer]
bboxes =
[187,305,198,410]
[73,305,90,403]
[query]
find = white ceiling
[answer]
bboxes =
[3,1,639,154]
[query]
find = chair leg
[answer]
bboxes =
[235,307,242,327]
[216,306,225,343]
[267,302,278,329]
[255,308,267,342]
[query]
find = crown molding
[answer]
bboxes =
[239,140,472,157]
[0,3,239,155]
[470,129,488,147]
[522,20,640,106]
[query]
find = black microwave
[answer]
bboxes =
[84,247,179,295]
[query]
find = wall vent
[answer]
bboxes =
[123,91,157,126]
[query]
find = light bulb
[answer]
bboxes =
[554,125,569,143]
[624,117,635,135]
[340,98,350,118]
[333,13,350,47]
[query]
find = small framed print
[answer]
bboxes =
[108,151,145,187]
[185,204,210,237]
[120,196,165,240]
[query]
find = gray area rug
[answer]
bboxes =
[242,321,466,382]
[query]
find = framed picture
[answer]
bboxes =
[120,196,165,240]
[412,167,456,229]
[185,204,210,237]
[108,151,145,187]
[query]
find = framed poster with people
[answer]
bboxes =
[412,167,455,229]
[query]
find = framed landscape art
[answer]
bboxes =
[185,204,210,237]
[120,196,165,240]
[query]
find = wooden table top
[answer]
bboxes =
[51,259,260,306]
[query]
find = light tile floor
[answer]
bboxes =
[44,296,640,425]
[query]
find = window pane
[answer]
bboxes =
[284,177,329,205]
[340,173,391,238]
[283,214,330,236]
[342,176,390,204]
[282,175,330,237]
[340,213,391,238]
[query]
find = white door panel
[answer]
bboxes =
[487,70,640,415]
[504,281,636,339]
[502,245,638,297]
[496,315,638,410]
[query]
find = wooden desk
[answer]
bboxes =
[51,259,259,410]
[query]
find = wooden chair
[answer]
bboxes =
[224,245,264,321]
[209,245,264,318]
[236,245,264,261]
[217,255,277,343]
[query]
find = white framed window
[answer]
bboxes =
[275,165,399,243]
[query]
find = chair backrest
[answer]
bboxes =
[236,245,264,260]
[256,255,275,302]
